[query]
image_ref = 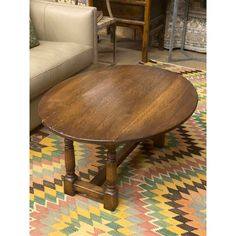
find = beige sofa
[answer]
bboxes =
[30,0,97,130]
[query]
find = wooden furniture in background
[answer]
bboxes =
[167,0,206,62]
[38,65,198,211]
[164,0,206,54]
[93,0,167,62]
[75,0,117,64]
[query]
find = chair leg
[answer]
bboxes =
[107,26,111,36]
[142,0,151,63]
[142,31,149,63]
[110,24,116,64]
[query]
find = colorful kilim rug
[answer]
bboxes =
[30,61,206,236]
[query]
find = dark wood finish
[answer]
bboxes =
[142,0,151,62]
[94,0,167,62]
[88,0,94,6]
[39,65,198,145]
[39,65,198,211]
[152,133,165,148]
[64,139,78,196]
[73,180,104,200]
[104,146,118,211]
[90,142,138,186]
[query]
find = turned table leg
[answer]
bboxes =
[152,133,165,148]
[104,146,118,211]
[64,138,78,196]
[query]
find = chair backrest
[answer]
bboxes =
[75,0,94,6]
[75,0,113,22]
[75,0,87,6]
[103,0,150,26]
[105,0,113,17]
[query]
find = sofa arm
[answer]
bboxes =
[30,0,97,63]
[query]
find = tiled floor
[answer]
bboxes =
[95,34,206,71]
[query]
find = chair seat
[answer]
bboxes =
[97,16,116,30]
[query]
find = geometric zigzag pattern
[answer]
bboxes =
[30,61,206,236]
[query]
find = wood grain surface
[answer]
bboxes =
[38,65,198,145]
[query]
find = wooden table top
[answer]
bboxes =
[38,65,198,145]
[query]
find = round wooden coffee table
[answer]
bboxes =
[38,65,198,211]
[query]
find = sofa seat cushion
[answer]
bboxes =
[30,40,93,100]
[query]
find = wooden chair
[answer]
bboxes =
[93,0,166,63]
[75,0,117,64]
